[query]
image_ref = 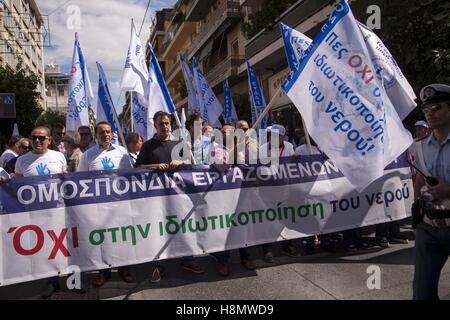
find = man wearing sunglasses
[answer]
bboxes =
[412,83,450,300]
[13,127,67,178]
[51,123,66,153]
[0,126,67,298]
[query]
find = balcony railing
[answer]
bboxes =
[205,54,245,88]
[187,0,241,59]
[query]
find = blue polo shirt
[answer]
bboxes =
[414,132,450,184]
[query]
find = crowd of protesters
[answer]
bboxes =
[0,86,447,300]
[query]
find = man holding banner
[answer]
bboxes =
[136,111,204,283]
[77,121,134,288]
[0,126,67,298]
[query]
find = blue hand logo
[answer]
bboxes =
[101,156,115,170]
[36,163,51,176]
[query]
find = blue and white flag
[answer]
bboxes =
[191,58,223,127]
[147,43,177,138]
[222,79,238,126]
[66,33,94,131]
[131,92,148,140]
[96,62,123,145]
[357,22,416,119]
[247,61,268,129]
[280,22,312,71]
[120,20,149,98]
[282,0,413,191]
[179,52,199,115]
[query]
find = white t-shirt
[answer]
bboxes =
[15,150,67,177]
[77,144,132,172]
[0,149,18,167]
[0,167,10,179]
[259,141,295,158]
[294,144,322,156]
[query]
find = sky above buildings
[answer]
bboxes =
[36,0,177,113]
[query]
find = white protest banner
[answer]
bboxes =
[283,0,413,191]
[0,154,412,286]
[66,33,94,131]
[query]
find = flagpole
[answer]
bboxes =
[130,91,134,132]
[251,87,280,130]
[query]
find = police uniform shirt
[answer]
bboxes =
[15,149,67,177]
[414,132,450,227]
[77,144,132,172]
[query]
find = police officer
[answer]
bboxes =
[413,83,450,300]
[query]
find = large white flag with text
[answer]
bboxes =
[283,0,413,191]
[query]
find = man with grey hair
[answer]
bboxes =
[78,125,95,152]
[63,131,83,173]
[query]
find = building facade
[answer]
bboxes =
[0,0,46,108]
[44,64,69,113]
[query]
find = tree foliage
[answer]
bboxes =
[0,64,43,145]
[35,110,66,128]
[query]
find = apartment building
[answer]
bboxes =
[0,0,46,108]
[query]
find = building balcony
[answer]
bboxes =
[187,0,241,60]
[161,20,196,61]
[205,54,245,89]
[185,0,216,21]
[245,0,330,60]
[240,0,263,6]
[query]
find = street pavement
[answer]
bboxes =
[0,225,449,300]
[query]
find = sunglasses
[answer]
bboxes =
[20,145,31,150]
[55,132,65,136]
[30,135,49,142]
[422,104,443,114]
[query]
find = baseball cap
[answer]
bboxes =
[419,83,450,104]
[414,120,429,129]
[268,124,286,136]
